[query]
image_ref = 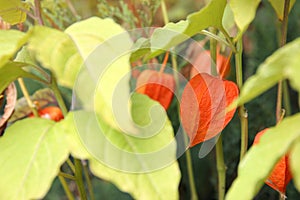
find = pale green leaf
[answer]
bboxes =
[290,138,300,191]
[0,0,30,25]
[71,93,180,199]
[0,118,70,200]
[0,30,29,67]
[67,17,136,132]
[150,0,226,55]
[90,158,180,200]
[28,26,82,88]
[229,0,261,39]
[0,62,45,94]
[234,37,300,107]
[225,114,300,200]
[269,0,296,20]
[222,4,236,36]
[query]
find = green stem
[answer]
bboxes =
[219,27,237,53]
[210,27,226,200]
[83,161,95,200]
[216,136,226,200]
[160,0,169,24]
[17,78,39,117]
[171,53,198,200]
[283,80,291,116]
[58,175,75,200]
[67,158,76,174]
[200,30,230,48]
[50,76,68,116]
[59,172,76,181]
[235,39,248,161]
[209,28,218,76]
[50,75,91,199]
[74,159,88,200]
[276,0,290,123]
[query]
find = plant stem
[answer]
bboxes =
[276,0,290,123]
[216,136,226,200]
[159,51,170,73]
[50,75,91,199]
[58,175,75,200]
[219,27,237,53]
[210,27,226,200]
[184,134,199,200]
[200,30,230,48]
[282,80,291,116]
[34,0,44,25]
[74,159,88,200]
[17,78,39,117]
[59,172,76,181]
[209,28,218,76]
[160,0,169,24]
[235,39,248,161]
[67,158,76,174]
[50,76,68,116]
[83,161,95,200]
[171,53,198,200]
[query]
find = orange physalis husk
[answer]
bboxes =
[29,106,64,122]
[190,50,231,79]
[180,73,239,147]
[253,128,292,194]
[136,70,175,110]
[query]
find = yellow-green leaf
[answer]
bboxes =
[0,0,29,25]
[269,0,296,20]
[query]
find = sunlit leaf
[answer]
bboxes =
[150,0,226,55]
[67,17,136,132]
[0,118,70,200]
[0,0,30,25]
[131,0,227,60]
[290,138,300,191]
[269,0,296,20]
[0,30,29,67]
[0,62,44,94]
[225,114,300,200]
[229,0,261,39]
[70,93,181,200]
[28,26,82,88]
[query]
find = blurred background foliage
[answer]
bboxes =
[6,0,300,199]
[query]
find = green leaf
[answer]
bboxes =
[0,62,44,94]
[233,37,300,107]
[0,30,29,67]
[130,37,150,62]
[229,0,261,39]
[269,0,296,20]
[0,0,30,25]
[28,26,82,88]
[67,17,136,132]
[0,118,70,200]
[150,0,226,55]
[290,138,300,191]
[72,93,180,199]
[225,114,300,200]
[90,158,180,200]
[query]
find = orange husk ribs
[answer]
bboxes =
[180,73,239,147]
[136,70,175,110]
[253,128,292,194]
